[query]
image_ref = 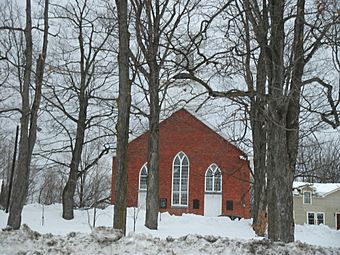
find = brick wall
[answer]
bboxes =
[112,109,250,218]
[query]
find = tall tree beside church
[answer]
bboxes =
[131,0,162,230]
[130,0,197,229]
[174,0,339,242]
[113,0,131,234]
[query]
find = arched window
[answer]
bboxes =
[172,152,189,206]
[205,164,222,192]
[139,163,148,190]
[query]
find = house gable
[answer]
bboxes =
[293,182,340,229]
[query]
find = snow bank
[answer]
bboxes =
[0,225,339,255]
[1,204,340,254]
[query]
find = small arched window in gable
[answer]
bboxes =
[139,163,148,191]
[205,164,222,192]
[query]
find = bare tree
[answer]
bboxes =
[174,0,339,242]
[0,0,50,230]
[113,0,131,234]
[297,137,340,183]
[42,0,116,220]
[301,2,340,129]
[129,0,201,230]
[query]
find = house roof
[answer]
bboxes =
[293,181,340,197]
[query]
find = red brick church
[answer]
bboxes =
[111,109,250,218]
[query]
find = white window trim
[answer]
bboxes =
[204,163,222,193]
[307,211,325,225]
[307,211,315,224]
[139,163,148,191]
[303,191,312,204]
[171,151,190,207]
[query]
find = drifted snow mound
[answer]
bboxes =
[0,225,339,255]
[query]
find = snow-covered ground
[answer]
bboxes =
[0,204,340,254]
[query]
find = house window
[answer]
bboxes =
[317,213,324,224]
[205,164,222,192]
[308,212,315,224]
[139,163,148,191]
[303,191,311,204]
[307,212,325,225]
[172,152,189,206]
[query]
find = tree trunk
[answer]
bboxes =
[250,47,268,236]
[62,93,87,219]
[265,0,305,242]
[62,169,78,219]
[113,0,131,235]
[7,0,32,230]
[242,5,268,235]
[265,0,294,242]
[267,124,295,242]
[145,71,160,230]
[251,102,267,236]
[7,0,49,230]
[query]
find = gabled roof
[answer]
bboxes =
[115,108,247,158]
[293,181,340,197]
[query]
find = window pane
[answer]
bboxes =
[214,176,221,192]
[181,192,187,205]
[182,166,188,178]
[139,165,148,190]
[141,166,147,175]
[174,157,180,166]
[304,192,311,204]
[308,212,315,224]
[206,177,213,191]
[317,213,324,225]
[182,156,188,166]
[181,178,188,191]
[206,169,213,177]
[173,166,180,178]
[173,178,180,191]
[214,169,221,177]
[140,176,147,190]
[173,192,179,205]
